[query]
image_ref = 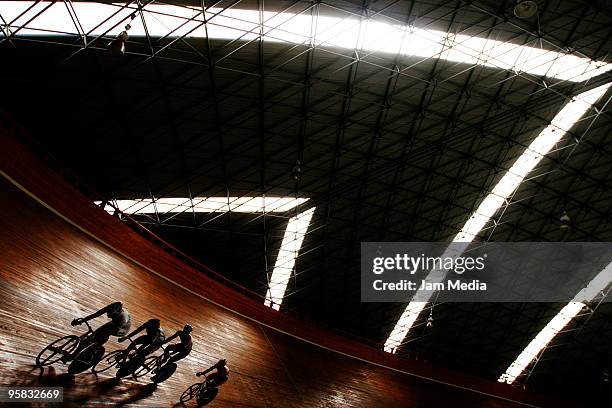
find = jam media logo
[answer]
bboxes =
[371,253,487,275]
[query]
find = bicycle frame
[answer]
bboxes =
[80,320,94,338]
[73,320,96,349]
[121,337,162,368]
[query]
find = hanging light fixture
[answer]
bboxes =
[107,13,136,56]
[559,211,571,229]
[514,1,538,19]
[291,160,302,182]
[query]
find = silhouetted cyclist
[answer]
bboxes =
[197,359,229,387]
[155,324,192,372]
[118,318,165,360]
[178,359,229,405]
[70,302,131,356]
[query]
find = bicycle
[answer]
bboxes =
[114,343,169,381]
[139,347,178,384]
[179,372,220,407]
[92,337,152,380]
[36,320,105,374]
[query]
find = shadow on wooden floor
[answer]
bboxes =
[1,365,158,406]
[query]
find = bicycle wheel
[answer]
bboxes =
[152,362,176,384]
[196,386,218,406]
[180,383,202,405]
[36,335,79,367]
[116,354,144,378]
[92,349,123,374]
[68,344,104,374]
[133,355,157,379]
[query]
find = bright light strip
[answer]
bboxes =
[498,302,585,384]
[96,196,315,310]
[498,261,612,384]
[383,83,612,353]
[94,197,308,214]
[265,207,315,310]
[1,2,610,81]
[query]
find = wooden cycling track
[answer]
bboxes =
[0,125,572,407]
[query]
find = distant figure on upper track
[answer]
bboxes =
[118,318,165,359]
[156,324,193,370]
[71,301,131,347]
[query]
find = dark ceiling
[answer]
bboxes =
[1,0,612,399]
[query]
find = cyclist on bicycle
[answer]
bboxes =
[118,318,165,360]
[155,324,192,371]
[197,359,229,387]
[70,302,131,349]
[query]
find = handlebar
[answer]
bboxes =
[72,318,92,330]
[71,318,94,337]
[83,320,92,332]
[196,367,213,377]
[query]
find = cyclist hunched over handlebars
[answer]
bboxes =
[197,359,229,387]
[35,302,132,374]
[118,318,165,361]
[179,359,229,406]
[156,324,193,370]
[71,301,132,355]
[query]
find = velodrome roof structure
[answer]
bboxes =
[1,0,611,400]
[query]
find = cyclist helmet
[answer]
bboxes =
[145,318,161,335]
[154,327,166,344]
[106,302,123,318]
[219,361,229,377]
[183,324,193,334]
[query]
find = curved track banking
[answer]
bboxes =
[0,125,572,406]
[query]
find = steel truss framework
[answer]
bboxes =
[1,0,612,397]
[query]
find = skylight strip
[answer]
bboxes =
[265,207,315,310]
[0,2,610,82]
[383,83,612,354]
[498,302,585,384]
[498,261,612,384]
[95,196,316,310]
[94,197,309,214]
